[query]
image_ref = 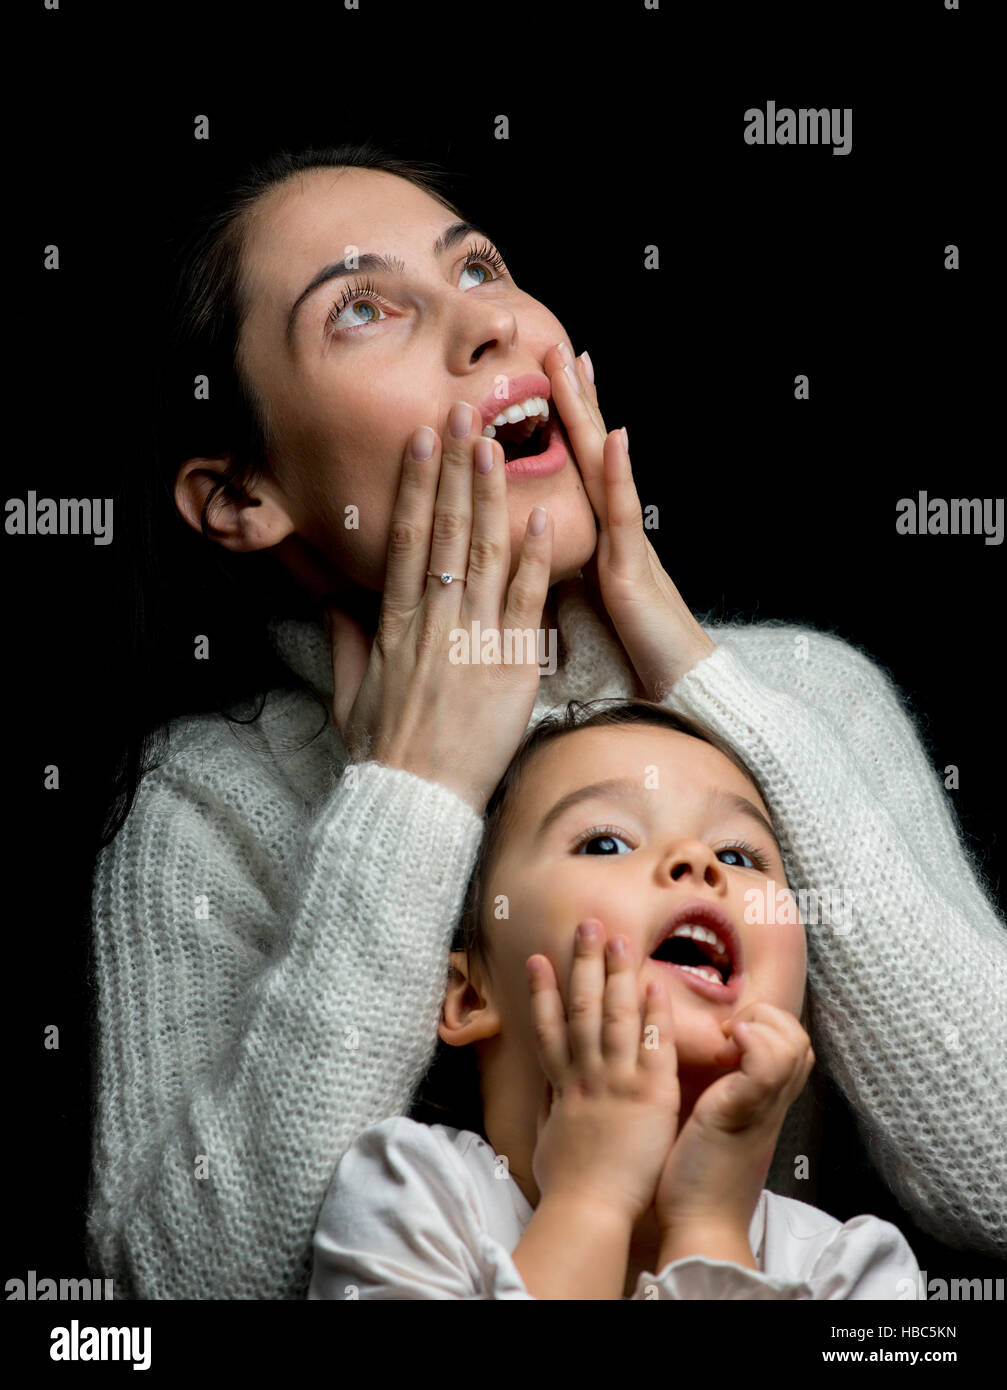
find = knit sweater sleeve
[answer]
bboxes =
[659,629,1007,1259]
[86,741,485,1300]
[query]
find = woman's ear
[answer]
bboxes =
[174,455,296,551]
[438,951,501,1047]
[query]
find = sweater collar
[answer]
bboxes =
[265,574,642,712]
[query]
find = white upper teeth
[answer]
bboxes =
[670,924,730,959]
[481,395,550,438]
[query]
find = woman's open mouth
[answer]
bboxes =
[496,412,570,479]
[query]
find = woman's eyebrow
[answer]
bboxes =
[284,220,487,345]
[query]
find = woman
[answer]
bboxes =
[87,141,1007,1300]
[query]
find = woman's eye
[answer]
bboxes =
[574,832,633,855]
[459,261,494,288]
[331,299,385,331]
[327,252,504,335]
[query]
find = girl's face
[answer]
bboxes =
[479,725,807,1077]
[211,165,598,593]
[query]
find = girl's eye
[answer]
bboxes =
[572,827,634,856]
[715,841,773,872]
[570,828,772,872]
[325,241,509,336]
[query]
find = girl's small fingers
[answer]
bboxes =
[723,1002,810,1064]
[639,976,677,1073]
[565,920,606,1071]
[721,1017,810,1097]
[535,1077,554,1139]
[598,936,642,1066]
[527,954,570,1083]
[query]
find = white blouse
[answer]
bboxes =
[309,1116,922,1300]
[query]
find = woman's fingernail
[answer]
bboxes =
[475,437,494,473]
[529,505,547,536]
[563,361,582,395]
[620,426,629,451]
[580,351,594,386]
[556,340,574,368]
[411,425,435,460]
[450,401,473,438]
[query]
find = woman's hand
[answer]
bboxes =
[321,404,553,815]
[545,342,716,699]
[653,1001,815,1245]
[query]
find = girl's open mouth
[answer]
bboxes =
[650,929,742,1002]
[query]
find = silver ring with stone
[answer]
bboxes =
[426,571,467,586]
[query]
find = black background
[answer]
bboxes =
[7,0,1002,1360]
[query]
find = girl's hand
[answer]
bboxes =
[527,920,681,1228]
[545,342,716,698]
[322,406,554,815]
[653,1001,815,1242]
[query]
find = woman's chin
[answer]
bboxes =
[549,555,591,586]
[548,516,601,585]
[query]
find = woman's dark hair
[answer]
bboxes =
[408,696,790,1139]
[98,141,468,850]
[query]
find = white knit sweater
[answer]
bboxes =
[85,577,1007,1300]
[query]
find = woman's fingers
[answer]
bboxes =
[462,431,509,622]
[379,402,482,636]
[379,424,443,636]
[599,429,649,578]
[426,400,480,600]
[545,342,610,528]
[502,505,553,636]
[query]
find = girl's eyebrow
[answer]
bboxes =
[536,778,651,838]
[535,779,781,856]
[706,789,782,858]
[284,220,488,345]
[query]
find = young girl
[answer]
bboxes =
[308,699,922,1300]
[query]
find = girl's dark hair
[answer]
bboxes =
[408,696,786,1139]
[99,141,467,850]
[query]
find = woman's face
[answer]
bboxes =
[478,725,807,1077]
[217,165,598,593]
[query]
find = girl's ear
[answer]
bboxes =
[439,951,501,1047]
